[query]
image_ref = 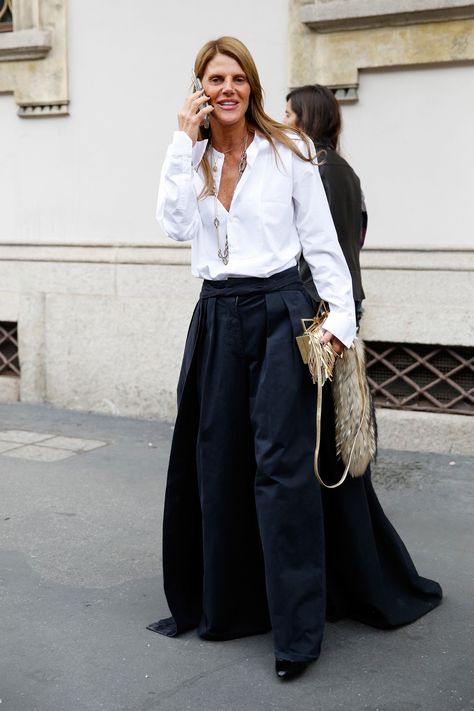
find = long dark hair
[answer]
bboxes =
[286,84,341,151]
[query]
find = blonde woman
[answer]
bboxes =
[148,36,356,681]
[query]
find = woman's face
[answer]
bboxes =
[283,99,298,127]
[202,54,251,127]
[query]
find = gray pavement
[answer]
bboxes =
[0,402,473,711]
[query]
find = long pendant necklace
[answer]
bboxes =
[211,131,249,266]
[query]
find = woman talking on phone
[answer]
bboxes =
[149,37,441,681]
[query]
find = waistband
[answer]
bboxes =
[200,266,305,299]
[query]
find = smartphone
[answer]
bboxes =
[192,71,210,129]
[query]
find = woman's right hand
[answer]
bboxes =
[177,90,213,144]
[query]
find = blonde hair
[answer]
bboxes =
[194,36,313,198]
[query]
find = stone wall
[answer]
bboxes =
[0,244,200,418]
[1,243,472,454]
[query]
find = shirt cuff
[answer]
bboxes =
[169,130,193,156]
[322,311,356,349]
[168,131,208,169]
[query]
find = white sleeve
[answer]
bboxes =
[155,131,202,242]
[292,139,356,348]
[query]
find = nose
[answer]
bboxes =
[222,77,234,94]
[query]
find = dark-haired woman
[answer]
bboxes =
[284,84,366,319]
[284,85,442,630]
[149,39,357,681]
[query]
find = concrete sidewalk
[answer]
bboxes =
[0,403,473,711]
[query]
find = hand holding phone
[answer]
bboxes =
[192,72,210,130]
[177,73,212,142]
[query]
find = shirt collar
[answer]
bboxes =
[244,131,261,168]
[192,131,264,169]
[192,139,208,169]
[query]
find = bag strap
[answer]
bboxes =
[312,341,368,489]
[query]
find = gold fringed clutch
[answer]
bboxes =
[296,317,337,385]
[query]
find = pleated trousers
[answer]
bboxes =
[160,267,326,661]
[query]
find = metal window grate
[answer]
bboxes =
[365,341,474,415]
[0,322,20,377]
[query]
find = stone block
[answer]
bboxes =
[290,0,474,90]
[39,436,107,452]
[0,262,115,297]
[116,263,201,300]
[359,269,474,346]
[1,444,75,462]
[0,28,52,61]
[18,292,46,403]
[376,408,474,456]
[0,0,68,115]
[0,377,20,402]
[300,0,474,32]
[0,429,52,443]
[0,441,22,453]
[42,286,196,420]
[0,291,19,321]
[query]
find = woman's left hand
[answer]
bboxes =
[321,330,346,357]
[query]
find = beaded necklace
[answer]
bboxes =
[210,131,249,265]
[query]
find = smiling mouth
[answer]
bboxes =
[217,101,239,110]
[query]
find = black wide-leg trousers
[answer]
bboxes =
[155,268,325,661]
[149,267,442,656]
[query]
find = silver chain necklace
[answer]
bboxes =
[211,132,249,266]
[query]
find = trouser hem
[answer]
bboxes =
[274,649,321,663]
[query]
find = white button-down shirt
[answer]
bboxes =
[156,130,356,346]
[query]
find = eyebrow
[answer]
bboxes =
[208,72,247,79]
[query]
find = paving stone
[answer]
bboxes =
[0,441,23,454]
[38,435,107,452]
[2,445,76,462]
[0,430,54,444]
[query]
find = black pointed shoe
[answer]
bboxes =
[275,658,309,681]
